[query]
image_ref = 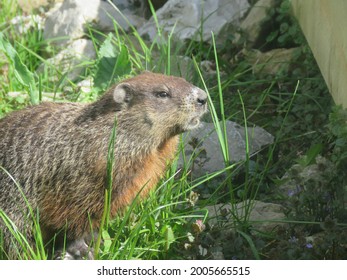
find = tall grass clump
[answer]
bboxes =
[0,167,47,260]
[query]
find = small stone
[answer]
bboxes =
[243,47,301,76]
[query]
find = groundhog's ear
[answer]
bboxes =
[113,83,133,104]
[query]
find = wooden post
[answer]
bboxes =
[291,0,347,108]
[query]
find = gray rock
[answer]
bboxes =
[235,0,276,46]
[138,0,249,43]
[37,39,96,82]
[44,0,145,46]
[180,121,274,177]
[206,200,286,232]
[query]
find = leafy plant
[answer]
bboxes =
[0,32,39,104]
[265,0,305,49]
[93,33,132,93]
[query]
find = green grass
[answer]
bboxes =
[1,0,347,260]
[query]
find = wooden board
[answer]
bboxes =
[291,0,347,108]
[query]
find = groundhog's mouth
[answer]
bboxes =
[182,105,208,131]
[184,116,202,131]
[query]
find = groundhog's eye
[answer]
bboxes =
[156,91,170,98]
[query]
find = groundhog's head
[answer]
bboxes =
[112,72,208,138]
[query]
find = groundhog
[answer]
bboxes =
[0,71,208,259]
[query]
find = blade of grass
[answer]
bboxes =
[237,230,260,260]
[94,115,117,259]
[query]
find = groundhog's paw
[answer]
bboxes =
[54,238,94,260]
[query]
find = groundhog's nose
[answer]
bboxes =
[196,89,208,106]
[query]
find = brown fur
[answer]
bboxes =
[0,72,207,259]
